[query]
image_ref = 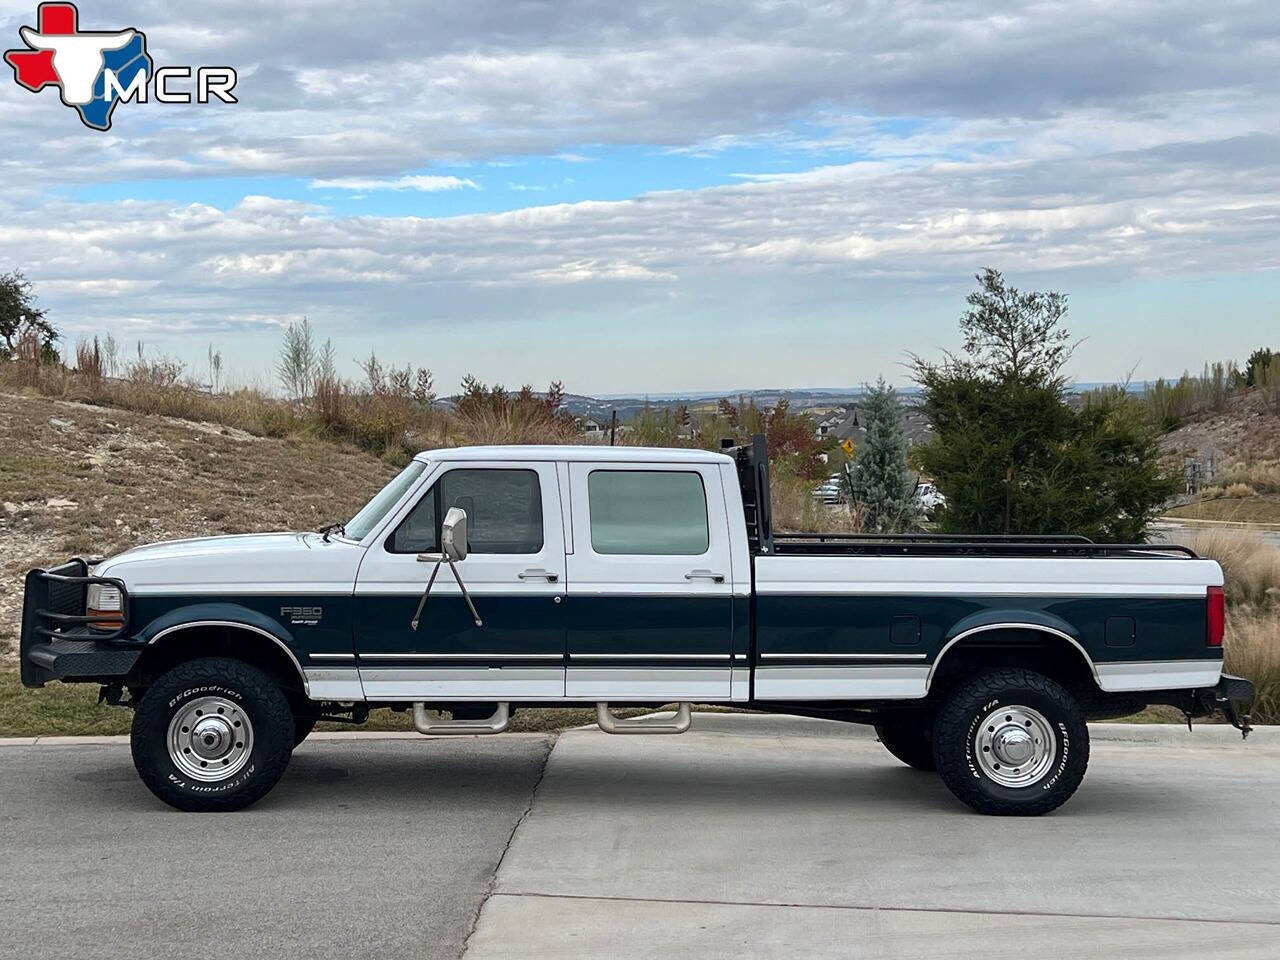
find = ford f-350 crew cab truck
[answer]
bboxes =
[20,436,1254,815]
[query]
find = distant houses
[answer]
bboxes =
[576,415,629,443]
[812,403,934,449]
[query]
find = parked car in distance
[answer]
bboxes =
[815,472,847,504]
[916,481,946,513]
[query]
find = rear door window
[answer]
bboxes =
[587,470,709,555]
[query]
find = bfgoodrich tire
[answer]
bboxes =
[874,712,936,771]
[131,657,295,812]
[933,668,1089,816]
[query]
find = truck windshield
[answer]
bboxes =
[344,461,427,541]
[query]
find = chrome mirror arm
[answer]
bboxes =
[410,554,483,630]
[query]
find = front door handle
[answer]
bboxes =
[518,568,559,582]
[685,569,725,583]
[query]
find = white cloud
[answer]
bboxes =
[310,175,479,191]
[0,1,1276,388]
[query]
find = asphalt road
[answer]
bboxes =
[2,718,1277,960]
[0,735,552,960]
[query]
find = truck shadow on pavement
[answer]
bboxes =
[39,739,1197,818]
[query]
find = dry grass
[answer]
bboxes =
[1180,529,1280,722]
[1222,482,1258,498]
[0,361,583,464]
[1225,609,1280,724]
[1164,497,1280,524]
[1181,529,1280,607]
[1226,460,1280,494]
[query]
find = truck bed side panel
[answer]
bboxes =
[752,555,1223,700]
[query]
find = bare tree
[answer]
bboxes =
[102,332,120,377]
[358,349,385,393]
[277,317,317,399]
[207,342,223,392]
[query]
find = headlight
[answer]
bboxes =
[86,582,124,628]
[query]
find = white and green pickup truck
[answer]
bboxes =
[20,436,1253,815]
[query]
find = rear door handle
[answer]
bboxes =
[518,568,559,582]
[685,569,725,583]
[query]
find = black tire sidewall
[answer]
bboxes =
[132,659,293,811]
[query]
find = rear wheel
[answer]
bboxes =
[932,668,1089,816]
[131,657,294,812]
[874,712,936,771]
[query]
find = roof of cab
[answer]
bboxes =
[415,445,734,464]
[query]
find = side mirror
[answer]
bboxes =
[440,506,468,562]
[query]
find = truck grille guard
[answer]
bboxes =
[20,560,132,683]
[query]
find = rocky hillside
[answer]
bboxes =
[1160,389,1280,464]
[0,392,398,665]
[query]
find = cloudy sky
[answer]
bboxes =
[1,0,1277,394]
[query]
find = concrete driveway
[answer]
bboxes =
[2,717,1276,960]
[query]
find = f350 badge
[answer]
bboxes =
[280,605,322,626]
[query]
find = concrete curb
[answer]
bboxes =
[0,717,1267,748]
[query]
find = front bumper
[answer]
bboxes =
[20,560,136,688]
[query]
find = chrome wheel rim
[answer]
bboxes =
[974,704,1056,788]
[167,696,253,782]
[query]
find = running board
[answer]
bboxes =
[412,703,510,735]
[596,702,692,734]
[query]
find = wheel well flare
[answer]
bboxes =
[928,623,1099,695]
[132,622,308,694]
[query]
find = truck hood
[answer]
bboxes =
[94,531,365,594]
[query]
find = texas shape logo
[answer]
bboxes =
[6,3,237,131]
[5,3,150,130]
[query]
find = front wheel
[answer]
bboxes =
[932,668,1089,816]
[131,657,295,812]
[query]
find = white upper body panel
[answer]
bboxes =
[94,532,365,595]
[755,554,1223,597]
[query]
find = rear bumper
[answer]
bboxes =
[1214,673,1255,703]
[1199,673,1256,738]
